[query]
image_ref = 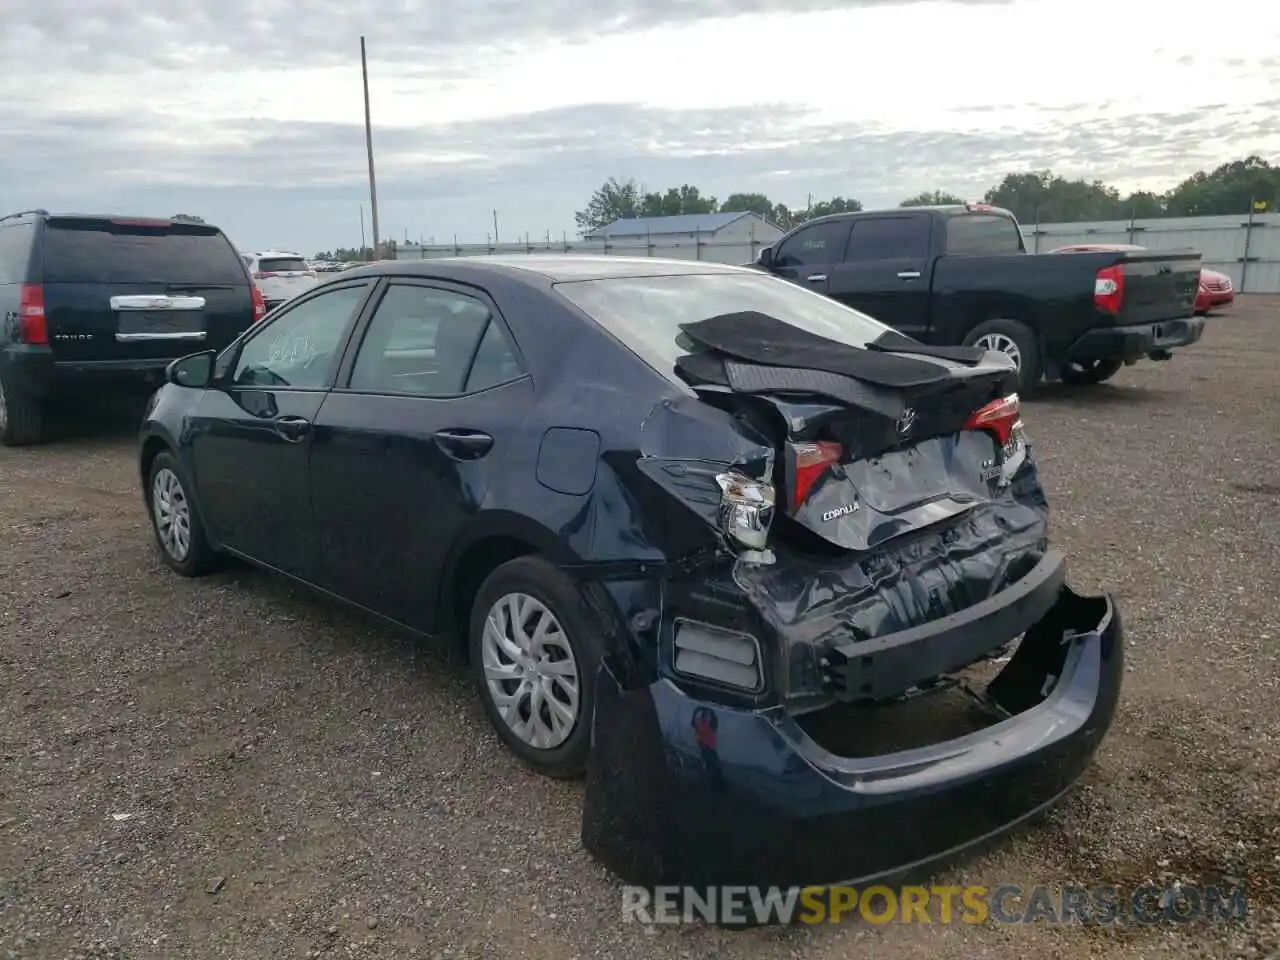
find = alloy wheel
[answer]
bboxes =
[480,592,581,750]
[973,332,1023,370]
[151,467,192,561]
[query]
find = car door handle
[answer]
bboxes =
[897,271,922,279]
[272,415,311,443]
[434,428,494,460]
[806,274,828,283]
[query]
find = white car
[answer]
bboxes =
[241,251,319,310]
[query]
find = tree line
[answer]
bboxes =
[573,155,1278,234]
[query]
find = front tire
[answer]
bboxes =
[469,556,604,778]
[963,319,1042,394]
[1060,358,1123,386]
[145,451,218,577]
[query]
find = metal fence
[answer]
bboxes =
[395,211,1280,293]
[395,230,774,267]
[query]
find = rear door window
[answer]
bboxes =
[944,214,1025,255]
[843,216,930,261]
[41,219,248,284]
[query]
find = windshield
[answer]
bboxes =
[553,271,892,382]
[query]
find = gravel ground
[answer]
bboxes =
[2,298,1279,959]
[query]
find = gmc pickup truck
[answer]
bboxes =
[754,204,1204,392]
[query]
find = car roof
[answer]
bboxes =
[339,255,757,284]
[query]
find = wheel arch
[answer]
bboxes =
[438,512,577,658]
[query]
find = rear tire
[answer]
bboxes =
[145,451,219,577]
[469,556,604,779]
[963,319,1042,394]
[0,368,46,447]
[1060,358,1123,386]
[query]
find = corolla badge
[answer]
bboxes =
[895,407,917,436]
[821,503,858,522]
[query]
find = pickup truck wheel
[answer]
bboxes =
[1060,358,1123,386]
[0,369,46,447]
[963,319,1042,393]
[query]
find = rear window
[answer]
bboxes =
[553,272,891,382]
[944,214,1025,255]
[258,257,309,273]
[41,220,248,285]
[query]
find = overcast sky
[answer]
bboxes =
[3,0,1278,254]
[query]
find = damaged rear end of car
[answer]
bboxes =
[553,271,1124,902]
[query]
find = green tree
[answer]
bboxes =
[720,192,784,225]
[900,190,965,207]
[983,172,1126,223]
[1165,155,1280,217]
[171,213,206,223]
[1121,190,1167,219]
[639,184,718,218]
[789,196,863,225]
[574,177,644,234]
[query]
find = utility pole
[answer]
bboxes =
[360,36,381,261]
[492,209,500,245]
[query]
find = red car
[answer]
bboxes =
[1050,244,1234,315]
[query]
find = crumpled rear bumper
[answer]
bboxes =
[582,582,1123,893]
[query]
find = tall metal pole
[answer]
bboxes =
[360,36,381,261]
[492,209,500,245]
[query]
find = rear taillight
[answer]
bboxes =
[715,471,775,554]
[792,441,842,509]
[18,283,47,344]
[254,271,277,279]
[964,393,1021,447]
[1094,265,1124,314]
[251,286,267,322]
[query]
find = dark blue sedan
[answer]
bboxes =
[138,255,1123,895]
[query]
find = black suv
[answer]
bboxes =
[0,210,265,445]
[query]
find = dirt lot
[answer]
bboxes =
[2,298,1279,959]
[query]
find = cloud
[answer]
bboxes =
[2,0,1278,251]
[8,0,1018,72]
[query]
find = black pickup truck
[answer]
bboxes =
[754,204,1204,392]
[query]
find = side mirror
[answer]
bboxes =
[165,350,217,389]
[757,246,774,268]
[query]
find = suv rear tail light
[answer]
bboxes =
[791,441,842,508]
[672,619,764,692]
[1094,265,1124,314]
[964,393,1021,447]
[251,285,267,322]
[715,471,774,553]
[18,284,47,344]
[254,271,277,279]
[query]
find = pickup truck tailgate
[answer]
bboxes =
[1112,250,1200,324]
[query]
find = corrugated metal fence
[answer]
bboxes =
[396,212,1280,293]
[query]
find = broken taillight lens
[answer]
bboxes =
[964,393,1021,447]
[791,441,842,509]
[715,471,775,552]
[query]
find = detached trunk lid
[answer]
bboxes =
[40,217,255,363]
